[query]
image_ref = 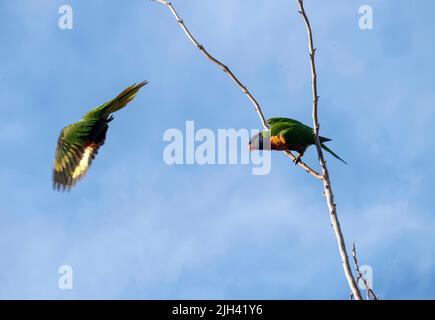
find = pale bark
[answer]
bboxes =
[352,242,378,300]
[154,0,322,179]
[154,0,366,299]
[295,0,363,300]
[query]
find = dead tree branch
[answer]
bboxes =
[352,242,378,300]
[154,0,364,299]
[295,0,363,300]
[154,0,322,180]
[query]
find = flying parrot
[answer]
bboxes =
[249,117,346,164]
[52,81,148,191]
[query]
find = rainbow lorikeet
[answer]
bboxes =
[249,117,346,164]
[53,81,148,191]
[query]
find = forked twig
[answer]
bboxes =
[295,0,363,299]
[154,0,322,180]
[352,242,379,300]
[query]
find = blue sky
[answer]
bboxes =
[0,0,434,299]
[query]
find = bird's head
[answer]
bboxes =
[249,131,270,151]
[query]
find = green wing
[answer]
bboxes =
[267,117,345,163]
[268,117,331,144]
[53,81,148,191]
[277,122,315,146]
[53,118,103,191]
[267,117,303,127]
[84,81,148,121]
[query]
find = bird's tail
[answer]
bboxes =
[101,81,148,114]
[321,143,347,164]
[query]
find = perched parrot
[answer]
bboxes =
[249,117,346,164]
[53,81,148,191]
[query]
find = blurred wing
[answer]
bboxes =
[88,81,148,116]
[53,82,147,191]
[53,118,104,191]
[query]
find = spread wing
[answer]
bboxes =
[53,117,106,191]
[52,81,147,191]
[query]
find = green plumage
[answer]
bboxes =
[53,81,148,191]
[252,117,346,164]
[267,117,332,146]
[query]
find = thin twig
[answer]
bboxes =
[295,0,363,300]
[154,0,322,180]
[352,242,378,300]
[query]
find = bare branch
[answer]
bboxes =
[154,0,322,180]
[352,242,379,300]
[295,0,363,300]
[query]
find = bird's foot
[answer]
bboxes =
[293,156,302,165]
